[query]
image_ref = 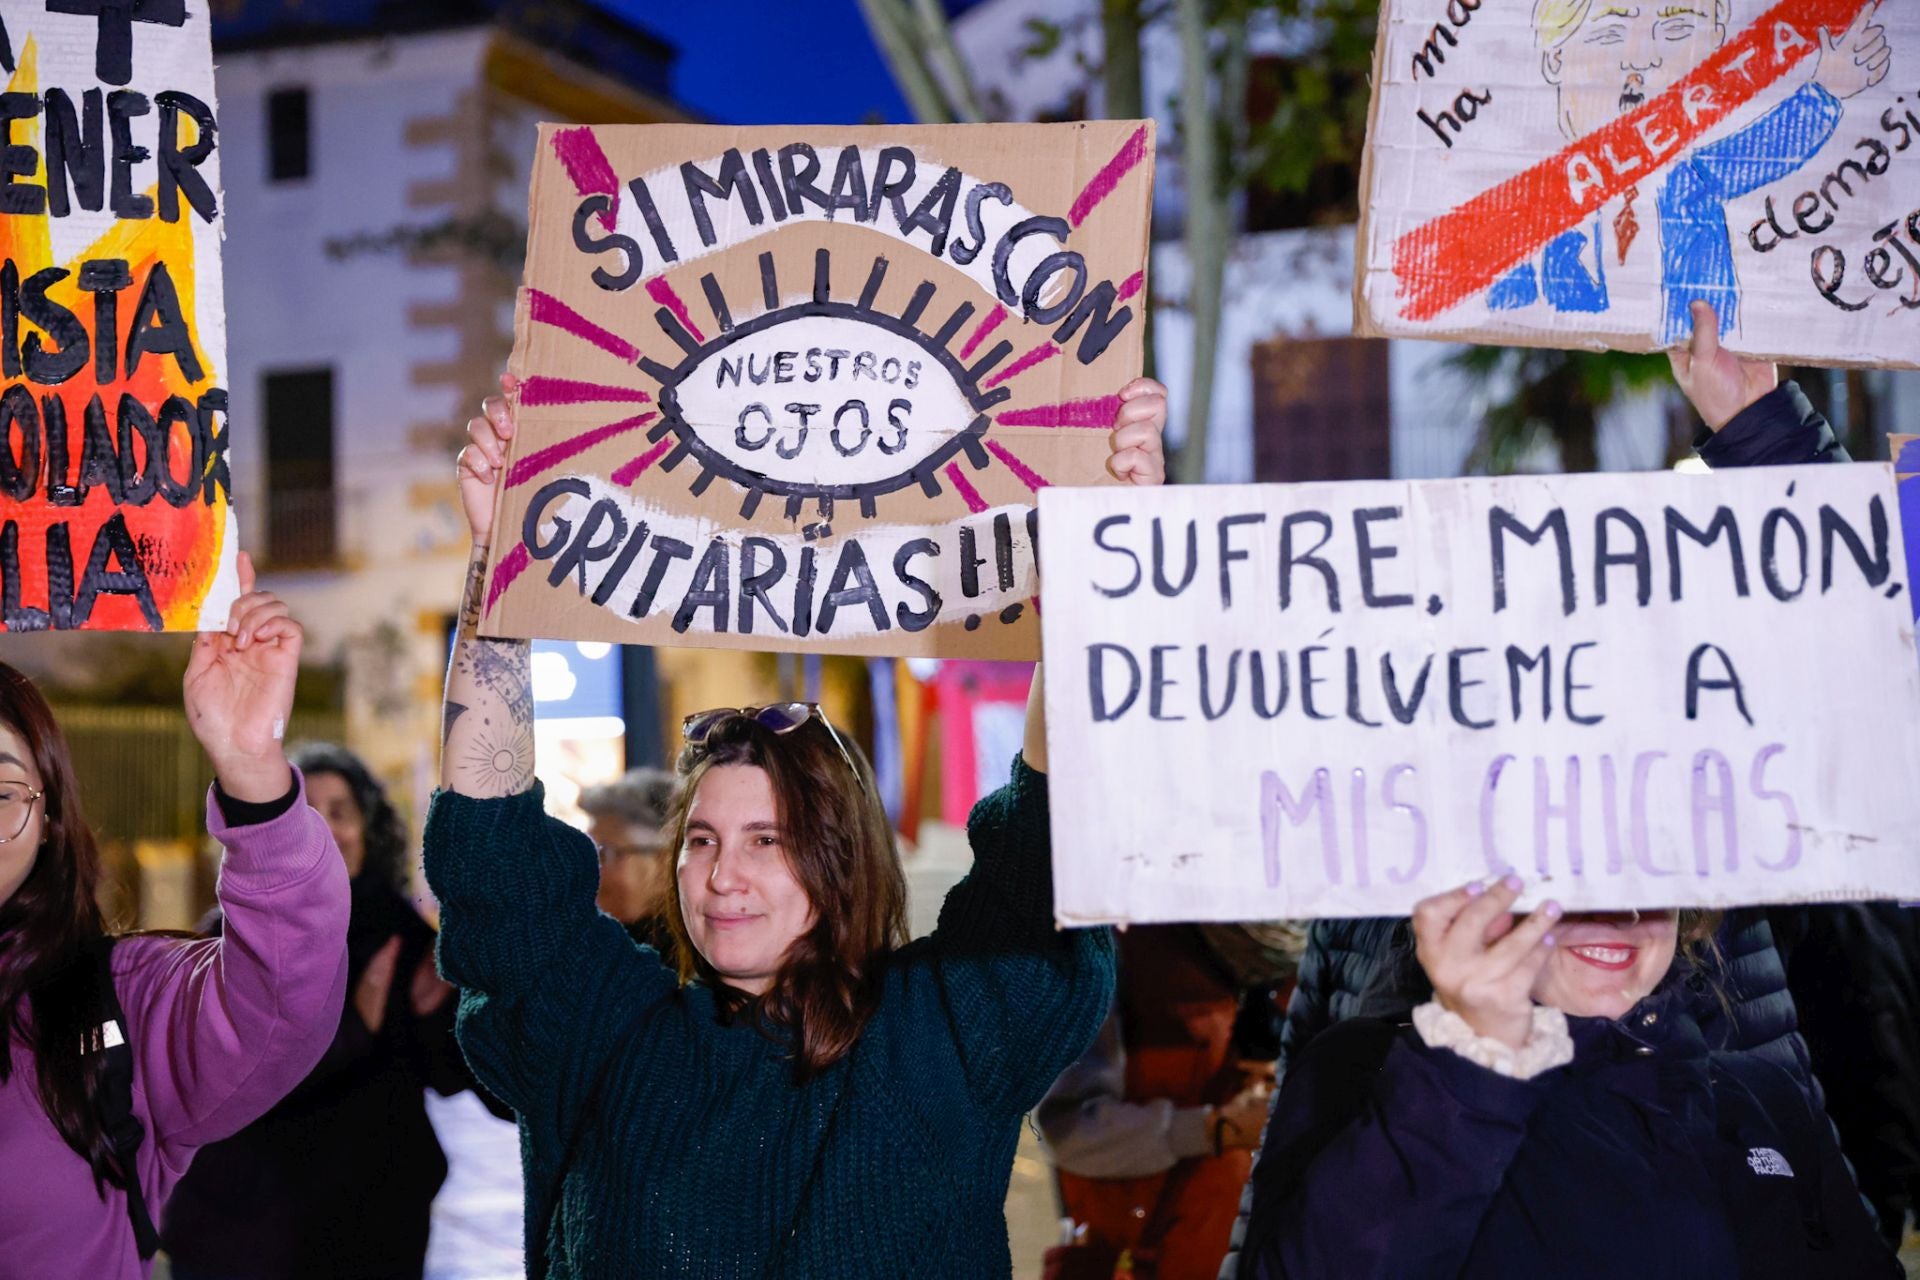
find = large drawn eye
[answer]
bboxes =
[650,249,1005,519]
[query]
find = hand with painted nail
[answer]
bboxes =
[1108,377,1168,486]
[1412,877,1562,1050]
[184,551,300,803]
[457,372,520,545]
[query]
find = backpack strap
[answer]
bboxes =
[88,936,159,1261]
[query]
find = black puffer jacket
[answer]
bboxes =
[1769,903,1920,1244]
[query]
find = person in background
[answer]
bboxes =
[163,742,499,1280]
[579,766,678,950]
[1769,903,1920,1246]
[0,557,349,1280]
[1039,922,1303,1280]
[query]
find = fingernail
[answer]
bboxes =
[1502,874,1524,892]
[1465,879,1486,897]
[1545,901,1563,920]
[1542,933,1558,948]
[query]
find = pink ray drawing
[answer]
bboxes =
[485,543,531,618]
[507,412,657,488]
[1068,125,1150,228]
[552,127,620,232]
[528,289,644,363]
[944,463,990,514]
[612,437,675,487]
[1116,270,1145,303]
[959,305,1007,360]
[647,277,706,344]
[996,396,1122,429]
[986,440,1051,493]
[519,376,654,407]
[983,342,1060,390]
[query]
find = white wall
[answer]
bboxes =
[216,29,493,657]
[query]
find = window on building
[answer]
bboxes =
[1252,337,1392,483]
[267,87,311,182]
[263,368,336,566]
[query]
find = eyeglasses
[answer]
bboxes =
[0,782,43,844]
[681,703,862,785]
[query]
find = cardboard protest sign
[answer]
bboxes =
[1040,467,1920,923]
[1356,0,1919,368]
[0,3,236,632]
[482,122,1154,657]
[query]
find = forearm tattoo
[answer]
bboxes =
[444,544,536,796]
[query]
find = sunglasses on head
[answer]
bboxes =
[681,703,862,784]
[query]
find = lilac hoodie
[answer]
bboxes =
[0,778,350,1280]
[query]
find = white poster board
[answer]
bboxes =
[1041,467,1920,923]
[1356,0,1919,368]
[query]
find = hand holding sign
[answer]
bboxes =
[458,374,520,546]
[1813,2,1891,101]
[1668,302,1780,431]
[1108,378,1169,486]
[1415,878,1562,1051]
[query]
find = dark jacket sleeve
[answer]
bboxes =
[922,755,1116,1120]
[1244,1021,1548,1280]
[1696,382,1849,469]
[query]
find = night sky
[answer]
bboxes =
[591,0,913,126]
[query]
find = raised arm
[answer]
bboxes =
[1670,302,1849,464]
[427,376,674,1127]
[123,557,350,1157]
[445,374,534,798]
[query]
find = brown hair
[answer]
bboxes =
[665,713,908,1079]
[0,663,124,1194]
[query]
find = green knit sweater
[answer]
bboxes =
[423,756,1114,1279]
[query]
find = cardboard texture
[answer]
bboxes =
[1039,466,1920,924]
[0,3,237,632]
[1356,0,1918,368]
[483,122,1155,656]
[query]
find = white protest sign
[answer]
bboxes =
[1356,0,1919,367]
[1041,467,1920,923]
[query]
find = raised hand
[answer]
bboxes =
[457,372,519,547]
[1109,377,1168,486]
[184,551,299,803]
[1667,300,1778,432]
[1412,878,1561,1050]
[1813,3,1890,101]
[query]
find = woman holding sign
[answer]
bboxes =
[1239,308,1898,1279]
[1241,879,1898,1279]
[430,375,1165,1275]
[0,558,350,1280]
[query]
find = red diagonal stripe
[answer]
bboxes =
[1070,124,1151,228]
[486,543,531,618]
[647,277,706,344]
[553,126,620,233]
[1392,0,1866,323]
[528,289,644,363]
[507,412,657,488]
[997,396,1123,428]
[520,376,653,407]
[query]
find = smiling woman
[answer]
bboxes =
[422,369,1168,1276]
[1241,873,1901,1279]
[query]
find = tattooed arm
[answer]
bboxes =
[445,376,535,798]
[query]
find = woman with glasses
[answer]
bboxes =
[429,373,1166,1276]
[0,558,350,1279]
[578,767,678,949]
